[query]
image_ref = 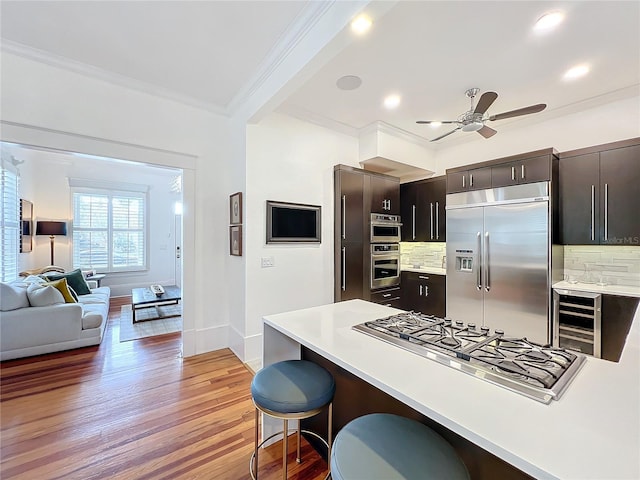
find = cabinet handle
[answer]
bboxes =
[462,176,466,188]
[388,199,391,211]
[341,247,346,291]
[470,173,474,187]
[418,275,429,280]
[342,195,346,240]
[590,185,595,242]
[604,183,608,242]
[430,202,434,239]
[521,164,525,179]
[424,286,429,297]
[419,285,423,296]
[382,293,392,298]
[511,166,515,181]
[412,205,416,240]
[435,201,439,239]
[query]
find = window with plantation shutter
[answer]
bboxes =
[1,166,19,281]
[72,188,147,272]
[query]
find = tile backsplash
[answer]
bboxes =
[563,246,640,287]
[400,242,446,269]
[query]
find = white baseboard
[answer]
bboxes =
[182,325,229,357]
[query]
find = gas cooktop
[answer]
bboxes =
[353,311,586,404]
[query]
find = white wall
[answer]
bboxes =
[13,147,180,297]
[434,96,640,173]
[1,52,233,357]
[241,113,359,366]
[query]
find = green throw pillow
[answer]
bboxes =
[45,268,91,296]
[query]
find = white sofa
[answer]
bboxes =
[0,278,110,361]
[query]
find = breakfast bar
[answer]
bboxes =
[262,299,640,480]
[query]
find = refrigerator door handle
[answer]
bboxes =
[476,232,482,290]
[485,232,491,292]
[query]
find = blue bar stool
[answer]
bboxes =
[250,360,335,479]
[330,413,470,480]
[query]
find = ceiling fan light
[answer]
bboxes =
[430,121,442,128]
[461,121,484,132]
[351,15,372,34]
[534,11,565,33]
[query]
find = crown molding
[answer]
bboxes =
[276,103,359,137]
[1,40,228,116]
[359,121,432,149]
[226,1,336,116]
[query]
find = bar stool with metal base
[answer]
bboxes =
[330,413,470,480]
[250,360,335,479]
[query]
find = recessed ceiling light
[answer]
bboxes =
[563,64,590,80]
[534,11,565,33]
[430,122,442,128]
[336,75,362,91]
[384,94,401,109]
[351,15,372,34]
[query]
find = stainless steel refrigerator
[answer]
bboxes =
[446,182,562,345]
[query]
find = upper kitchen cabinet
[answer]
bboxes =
[446,168,491,193]
[446,148,557,194]
[559,138,640,245]
[401,176,446,242]
[369,174,400,214]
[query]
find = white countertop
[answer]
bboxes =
[263,299,640,480]
[553,280,640,298]
[401,265,446,275]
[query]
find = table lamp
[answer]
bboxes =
[36,221,67,266]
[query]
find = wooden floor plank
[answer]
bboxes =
[1,299,328,480]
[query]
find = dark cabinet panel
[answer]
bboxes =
[336,170,364,243]
[559,153,600,245]
[400,272,446,317]
[520,155,552,183]
[370,175,400,214]
[468,168,492,191]
[338,243,364,301]
[601,295,639,362]
[370,286,401,308]
[599,145,640,244]
[400,183,419,241]
[491,163,518,188]
[421,177,446,242]
[447,171,468,194]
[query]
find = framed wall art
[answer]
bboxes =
[230,192,242,225]
[20,199,33,253]
[230,225,242,256]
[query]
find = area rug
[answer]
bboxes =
[119,305,182,342]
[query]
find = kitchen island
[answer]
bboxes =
[262,299,640,480]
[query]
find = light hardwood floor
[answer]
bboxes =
[0,297,328,480]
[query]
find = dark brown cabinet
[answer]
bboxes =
[601,295,639,362]
[369,175,400,214]
[370,286,401,308]
[401,176,446,242]
[400,271,446,317]
[446,148,557,194]
[559,141,640,245]
[491,155,552,188]
[446,168,491,194]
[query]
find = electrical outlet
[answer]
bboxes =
[261,256,275,268]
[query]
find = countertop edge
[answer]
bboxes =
[553,280,640,298]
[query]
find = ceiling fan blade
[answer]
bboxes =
[474,91,498,115]
[489,104,546,121]
[416,120,459,124]
[477,125,497,139]
[430,127,461,142]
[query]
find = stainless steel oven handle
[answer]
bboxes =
[341,247,346,291]
[477,232,482,290]
[342,195,346,240]
[485,232,491,292]
[430,203,434,239]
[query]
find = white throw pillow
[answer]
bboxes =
[23,275,47,284]
[26,283,65,307]
[0,282,30,311]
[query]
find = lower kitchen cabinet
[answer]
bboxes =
[370,286,401,308]
[601,295,639,362]
[400,271,445,317]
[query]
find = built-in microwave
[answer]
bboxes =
[371,243,400,289]
[370,213,402,243]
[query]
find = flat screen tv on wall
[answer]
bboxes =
[266,200,321,244]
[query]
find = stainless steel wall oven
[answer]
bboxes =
[371,244,400,289]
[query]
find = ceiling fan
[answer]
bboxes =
[417,88,546,142]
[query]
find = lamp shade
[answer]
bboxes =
[36,221,67,236]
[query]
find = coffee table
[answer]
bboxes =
[131,285,181,323]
